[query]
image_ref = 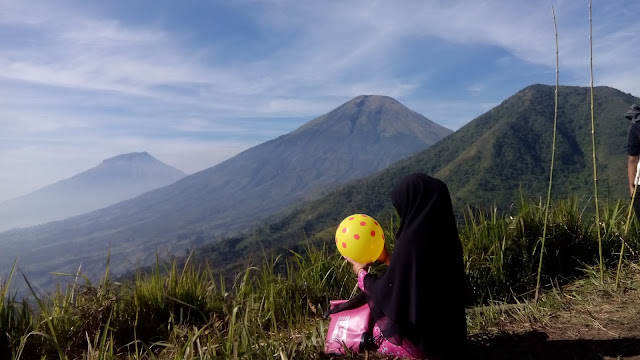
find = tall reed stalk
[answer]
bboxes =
[588,0,605,284]
[535,6,559,303]
[612,0,638,289]
[616,188,636,289]
[617,154,639,288]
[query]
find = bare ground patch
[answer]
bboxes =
[468,264,640,359]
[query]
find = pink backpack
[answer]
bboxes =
[324,294,377,354]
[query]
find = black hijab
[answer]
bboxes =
[363,173,467,358]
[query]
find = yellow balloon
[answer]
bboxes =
[335,214,385,264]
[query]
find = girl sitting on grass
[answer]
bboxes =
[345,173,468,359]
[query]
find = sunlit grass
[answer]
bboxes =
[2,197,639,359]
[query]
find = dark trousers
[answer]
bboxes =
[633,195,640,223]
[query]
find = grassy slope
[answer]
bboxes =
[184,84,639,278]
[4,199,640,359]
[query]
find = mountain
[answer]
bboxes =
[0,95,452,288]
[0,152,186,232]
[186,84,639,276]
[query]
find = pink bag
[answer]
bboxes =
[324,294,377,354]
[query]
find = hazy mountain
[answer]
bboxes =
[187,84,639,276]
[0,152,186,232]
[0,95,451,288]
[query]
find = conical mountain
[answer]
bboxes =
[0,96,451,287]
[201,95,451,200]
[0,152,186,232]
[190,84,639,274]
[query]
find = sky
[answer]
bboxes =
[1,0,639,203]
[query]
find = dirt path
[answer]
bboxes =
[469,266,640,359]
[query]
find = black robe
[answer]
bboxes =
[363,173,468,358]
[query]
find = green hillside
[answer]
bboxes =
[188,84,639,275]
[7,84,640,359]
[420,84,635,207]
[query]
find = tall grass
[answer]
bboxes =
[3,239,358,359]
[1,261,32,359]
[2,197,638,359]
[462,196,637,303]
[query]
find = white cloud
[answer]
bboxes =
[4,0,622,115]
[2,0,640,202]
[468,83,486,95]
[256,0,640,93]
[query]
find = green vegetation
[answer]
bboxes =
[182,85,640,277]
[2,196,639,359]
[2,85,637,296]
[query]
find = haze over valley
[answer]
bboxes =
[0,152,186,232]
[0,95,452,289]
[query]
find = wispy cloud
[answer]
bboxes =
[1,0,639,202]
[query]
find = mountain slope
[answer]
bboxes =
[0,95,451,286]
[0,152,186,232]
[188,84,638,275]
[417,84,633,206]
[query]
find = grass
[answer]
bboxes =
[1,196,639,359]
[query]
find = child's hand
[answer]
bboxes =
[377,246,390,265]
[343,256,368,275]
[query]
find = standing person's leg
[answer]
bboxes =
[633,195,640,223]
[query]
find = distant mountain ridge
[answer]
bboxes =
[0,95,452,288]
[185,84,639,276]
[0,152,186,232]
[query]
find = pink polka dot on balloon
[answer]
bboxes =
[371,230,376,237]
[374,221,379,226]
[362,214,368,217]
[342,227,347,233]
[349,217,354,221]
[354,234,360,240]
[360,221,366,226]
[342,242,347,248]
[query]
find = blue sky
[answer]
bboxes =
[1,0,639,202]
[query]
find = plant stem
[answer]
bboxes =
[535,6,559,304]
[617,185,637,289]
[588,0,604,284]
